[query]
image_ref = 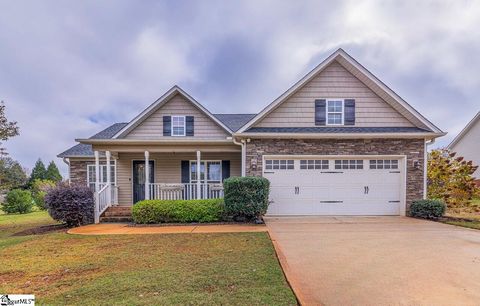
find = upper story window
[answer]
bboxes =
[171,116,186,136]
[326,100,344,125]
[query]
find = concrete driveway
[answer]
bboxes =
[265,216,480,306]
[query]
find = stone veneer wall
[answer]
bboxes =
[245,138,425,211]
[69,159,94,186]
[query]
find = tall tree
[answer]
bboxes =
[29,159,47,185]
[0,101,19,155]
[428,149,478,207]
[0,157,27,191]
[46,161,62,182]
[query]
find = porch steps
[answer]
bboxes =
[100,206,133,223]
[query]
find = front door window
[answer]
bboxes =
[133,161,154,204]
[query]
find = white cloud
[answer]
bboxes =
[0,0,479,175]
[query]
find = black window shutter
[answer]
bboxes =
[221,160,230,182]
[163,116,171,136]
[344,99,355,125]
[315,99,326,126]
[181,160,190,183]
[186,116,194,136]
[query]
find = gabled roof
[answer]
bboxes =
[447,111,480,149]
[213,114,256,132]
[58,123,127,158]
[237,48,444,135]
[113,86,233,138]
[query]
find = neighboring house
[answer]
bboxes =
[58,49,444,222]
[447,111,480,179]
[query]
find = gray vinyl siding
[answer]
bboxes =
[255,61,415,128]
[124,94,229,139]
[116,152,241,205]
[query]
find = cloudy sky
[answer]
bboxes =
[1,0,479,176]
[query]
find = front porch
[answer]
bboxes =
[90,148,241,223]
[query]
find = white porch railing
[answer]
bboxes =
[94,184,118,223]
[149,183,224,200]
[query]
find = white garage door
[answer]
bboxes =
[264,156,404,216]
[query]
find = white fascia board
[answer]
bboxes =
[233,132,445,140]
[76,138,235,145]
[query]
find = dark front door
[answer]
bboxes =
[133,160,154,204]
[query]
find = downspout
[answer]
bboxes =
[62,157,70,184]
[232,137,246,177]
[424,138,436,199]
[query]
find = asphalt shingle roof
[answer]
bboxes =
[244,127,430,133]
[58,119,429,159]
[57,123,128,158]
[213,114,257,132]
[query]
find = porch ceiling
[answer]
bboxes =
[77,138,241,153]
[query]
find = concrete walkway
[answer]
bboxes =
[266,216,480,306]
[68,223,267,235]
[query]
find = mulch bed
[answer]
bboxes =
[127,221,264,227]
[12,224,69,236]
[438,216,478,223]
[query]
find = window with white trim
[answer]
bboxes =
[265,160,294,170]
[190,161,222,183]
[172,116,186,136]
[300,160,329,170]
[369,159,399,169]
[326,100,344,125]
[334,159,363,170]
[87,163,115,190]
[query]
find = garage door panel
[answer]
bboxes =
[264,156,403,216]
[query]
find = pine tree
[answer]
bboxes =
[29,159,47,185]
[0,157,27,191]
[46,161,62,182]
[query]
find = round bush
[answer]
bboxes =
[132,199,224,224]
[410,199,446,219]
[2,189,33,214]
[45,184,94,227]
[223,176,270,221]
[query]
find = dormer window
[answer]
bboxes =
[172,116,186,136]
[326,100,344,125]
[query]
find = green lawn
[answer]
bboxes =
[0,212,296,305]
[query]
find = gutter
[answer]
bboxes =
[233,132,446,140]
[232,137,247,177]
[76,138,236,145]
[62,157,70,184]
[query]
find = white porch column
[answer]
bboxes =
[94,150,100,223]
[114,157,118,205]
[196,150,201,199]
[106,151,111,205]
[241,140,246,177]
[145,151,150,200]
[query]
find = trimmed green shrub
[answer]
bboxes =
[132,199,224,224]
[45,184,94,227]
[223,176,270,221]
[410,199,446,219]
[2,189,33,214]
[31,179,56,210]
